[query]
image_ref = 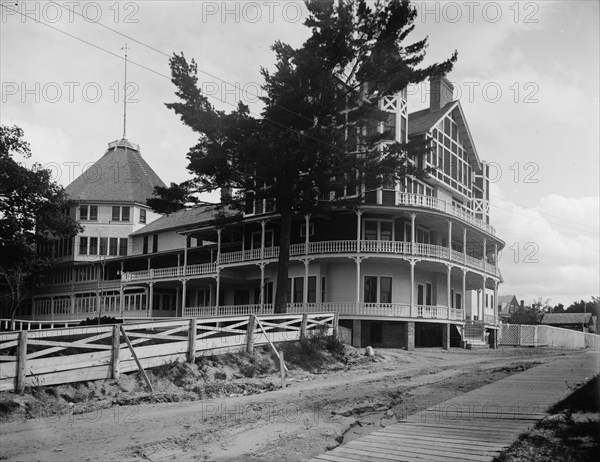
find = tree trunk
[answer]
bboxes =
[274,205,292,313]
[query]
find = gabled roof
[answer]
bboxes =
[65,139,166,204]
[541,313,593,325]
[498,295,518,305]
[408,100,481,168]
[131,206,216,236]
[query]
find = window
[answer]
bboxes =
[99,237,108,256]
[89,237,98,255]
[143,236,148,254]
[250,229,274,249]
[364,276,392,304]
[364,220,394,241]
[293,277,304,304]
[119,238,128,256]
[307,276,317,303]
[451,289,455,308]
[152,234,159,253]
[80,205,97,221]
[112,206,131,222]
[417,282,432,305]
[456,292,462,310]
[300,223,314,238]
[109,238,118,256]
[140,209,146,224]
[79,236,88,255]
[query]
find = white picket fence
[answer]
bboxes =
[500,324,600,349]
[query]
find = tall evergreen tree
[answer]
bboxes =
[154,0,457,312]
[0,125,81,319]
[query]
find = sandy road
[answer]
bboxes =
[0,347,583,461]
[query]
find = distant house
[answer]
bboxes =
[541,313,597,333]
[497,295,519,321]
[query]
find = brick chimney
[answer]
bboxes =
[430,75,455,110]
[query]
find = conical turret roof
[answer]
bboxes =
[65,139,166,204]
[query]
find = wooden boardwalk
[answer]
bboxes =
[313,350,599,462]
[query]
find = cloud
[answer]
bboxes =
[491,184,599,305]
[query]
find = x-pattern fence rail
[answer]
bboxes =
[0,312,336,393]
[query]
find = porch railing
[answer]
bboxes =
[122,240,497,283]
[396,192,495,235]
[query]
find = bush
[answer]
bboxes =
[79,316,122,326]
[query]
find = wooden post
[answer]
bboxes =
[246,314,256,353]
[333,312,339,338]
[120,325,153,392]
[16,331,27,393]
[279,349,286,388]
[300,313,308,340]
[188,318,197,363]
[112,324,121,379]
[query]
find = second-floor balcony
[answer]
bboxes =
[121,239,497,283]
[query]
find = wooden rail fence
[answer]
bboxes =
[0,312,337,393]
[500,324,600,349]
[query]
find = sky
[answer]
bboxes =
[1,1,598,307]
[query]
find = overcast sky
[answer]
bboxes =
[1,1,598,306]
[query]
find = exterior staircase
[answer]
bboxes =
[462,320,489,349]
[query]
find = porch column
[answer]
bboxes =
[409,259,416,316]
[215,271,220,309]
[303,259,309,312]
[355,257,361,313]
[494,243,498,276]
[446,264,452,316]
[461,269,467,320]
[463,228,467,265]
[483,238,487,272]
[148,282,154,317]
[356,209,362,252]
[493,279,499,324]
[70,294,75,315]
[181,279,187,316]
[175,285,180,316]
[50,297,55,321]
[447,220,453,259]
[183,234,188,276]
[410,213,416,254]
[304,214,311,255]
[119,286,124,317]
[216,228,222,264]
[259,263,265,310]
[260,220,266,260]
[481,276,486,321]
[147,257,151,271]
[95,290,100,318]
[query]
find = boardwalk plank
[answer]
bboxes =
[311,352,599,462]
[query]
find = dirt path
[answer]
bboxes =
[0,347,584,461]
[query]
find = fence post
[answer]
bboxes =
[279,349,286,388]
[333,312,339,338]
[112,324,120,379]
[518,324,522,346]
[16,331,27,393]
[300,313,308,340]
[188,318,197,363]
[246,314,256,353]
